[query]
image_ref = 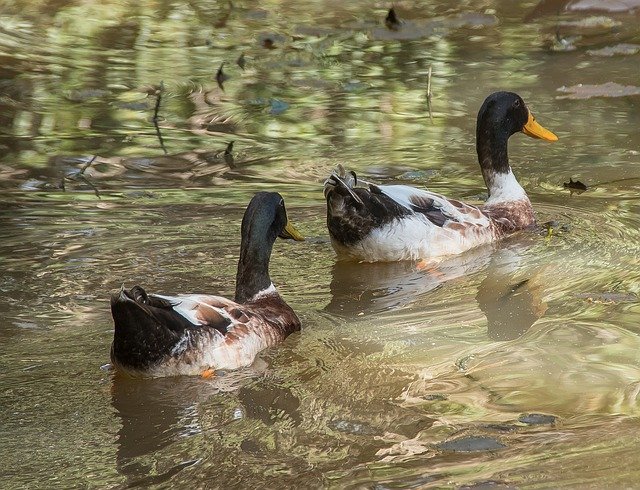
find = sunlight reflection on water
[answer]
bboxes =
[1,0,640,488]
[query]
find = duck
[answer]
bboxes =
[109,191,304,378]
[324,91,558,262]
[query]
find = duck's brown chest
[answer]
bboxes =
[483,199,536,235]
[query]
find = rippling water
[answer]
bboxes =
[2,0,640,488]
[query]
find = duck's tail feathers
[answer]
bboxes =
[323,164,366,206]
[112,285,174,309]
[110,286,188,373]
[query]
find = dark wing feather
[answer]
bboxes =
[406,194,453,227]
[150,293,235,334]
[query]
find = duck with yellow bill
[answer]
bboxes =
[324,91,558,263]
[110,192,304,378]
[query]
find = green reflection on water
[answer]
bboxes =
[1,0,640,488]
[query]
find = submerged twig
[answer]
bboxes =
[77,174,101,199]
[224,140,234,167]
[61,155,100,198]
[79,154,100,197]
[152,81,167,155]
[79,154,97,175]
[152,81,164,123]
[426,65,433,122]
[216,62,228,91]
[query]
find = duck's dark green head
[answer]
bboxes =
[241,192,304,244]
[235,192,303,303]
[477,91,558,143]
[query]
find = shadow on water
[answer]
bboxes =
[110,355,306,485]
[325,244,499,317]
[110,368,269,487]
[477,248,548,341]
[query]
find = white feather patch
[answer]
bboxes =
[486,170,527,203]
[339,214,495,262]
[153,294,230,326]
[170,332,190,356]
[378,185,488,225]
[250,283,277,301]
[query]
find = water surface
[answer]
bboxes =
[1,0,640,488]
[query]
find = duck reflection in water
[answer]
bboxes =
[110,375,205,484]
[476,247,547,340]
[326,237,547,341]
[110,361,303,486]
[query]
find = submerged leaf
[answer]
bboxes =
[587,43,640,57]
[518,413,557,425]
[563,178,588,191]
[557,82,640,99]
[568,0,640,13]
[385,7,401,31]
[575,292,637,303]
[437,436,506,452]
[262,38,276,49]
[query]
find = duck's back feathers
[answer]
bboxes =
[110,285,300,377]
[324,168,498,261]
[151,292,237,330]
[373,184,489,228]
[324,171,413,246]
[324,92,557,262]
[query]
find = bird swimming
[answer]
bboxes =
[110,191,304,377]
[324,91,558,262]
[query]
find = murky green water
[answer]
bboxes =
[1,0,640,488]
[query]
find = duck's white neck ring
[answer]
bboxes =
[485,170,527,204]
[249,283,277,301]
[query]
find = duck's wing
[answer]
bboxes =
[372,184,490,228]
[325,167,490,245]
[151,292,238,332]
[110,287,235,373]
[110,286,299,376]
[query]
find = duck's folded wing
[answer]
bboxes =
[151,293,239,334]
[374,184,491,227]
[152,293,294,370]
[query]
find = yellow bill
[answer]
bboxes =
[280,221,305,241]
[522,111,558,141]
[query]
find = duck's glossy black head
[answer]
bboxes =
[477,92,558,142]
[476,92,557,174]
[236,192,303,303]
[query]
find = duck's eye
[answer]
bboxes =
[513,99,521,108]
[279,199,284,207]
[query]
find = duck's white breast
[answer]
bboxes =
[337,214,496,262]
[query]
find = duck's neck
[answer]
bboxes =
[235,235,276,304]
[476,128,527,203]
